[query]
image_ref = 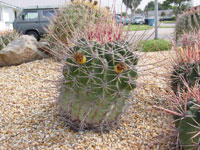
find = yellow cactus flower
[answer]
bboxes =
[114,62,127,74]
[74,52,87,64]
[178,46,184,54]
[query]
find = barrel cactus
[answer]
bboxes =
[174,100,200,150]
[175,6,200,41]
[170,33,200,94]
[60,38,138,131]
[45,0,138,131]
[155,80,200,150]
[45,0,110,50]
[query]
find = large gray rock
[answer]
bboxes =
[0,35,48,67]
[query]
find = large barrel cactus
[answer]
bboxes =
[46,0,136,131]
[60,38,138,131]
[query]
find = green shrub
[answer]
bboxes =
[139,39,172,52]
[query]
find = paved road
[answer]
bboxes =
[126,27,175,42]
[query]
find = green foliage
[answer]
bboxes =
[135,8,143,14]
[144,1,167,11]
[61,39,138,131]
[139,39,172,52]
[175,9,200,40]
[121,12,127,16]
[0,31,18,50]
[162,0,190,16]
[122,0,142,14]
[161,11,166,17]
[122,0,142,9]
[124,25,153,31]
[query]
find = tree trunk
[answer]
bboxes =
[132,7,136,16]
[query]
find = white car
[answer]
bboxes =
[132,16,145,25]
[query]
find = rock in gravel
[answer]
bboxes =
[0,35,48,67]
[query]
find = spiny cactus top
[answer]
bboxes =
[63,39,138,98]
[45,0,116,52]
[170,33,200,94]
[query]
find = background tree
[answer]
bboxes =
[162,0,191,16]
[144,1,166,11]
[122,12,127,16]
[135,8,143,14]
[122,0,142,16]
[161,11,166,17]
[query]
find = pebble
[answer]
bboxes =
[0,51,176,149]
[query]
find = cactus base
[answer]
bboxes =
[60,86,126,131]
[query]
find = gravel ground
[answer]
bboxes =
[0,51,177,150]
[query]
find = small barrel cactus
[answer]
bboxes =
[60,38,138,131]
[175,6,200,41]
[0,31,19,50]
[170,33,200,94]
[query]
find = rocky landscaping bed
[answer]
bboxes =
[0,51,177,149]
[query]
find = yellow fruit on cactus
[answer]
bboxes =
[114,62,127,74]
[178,46,184,53]
[74,52,87,64]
